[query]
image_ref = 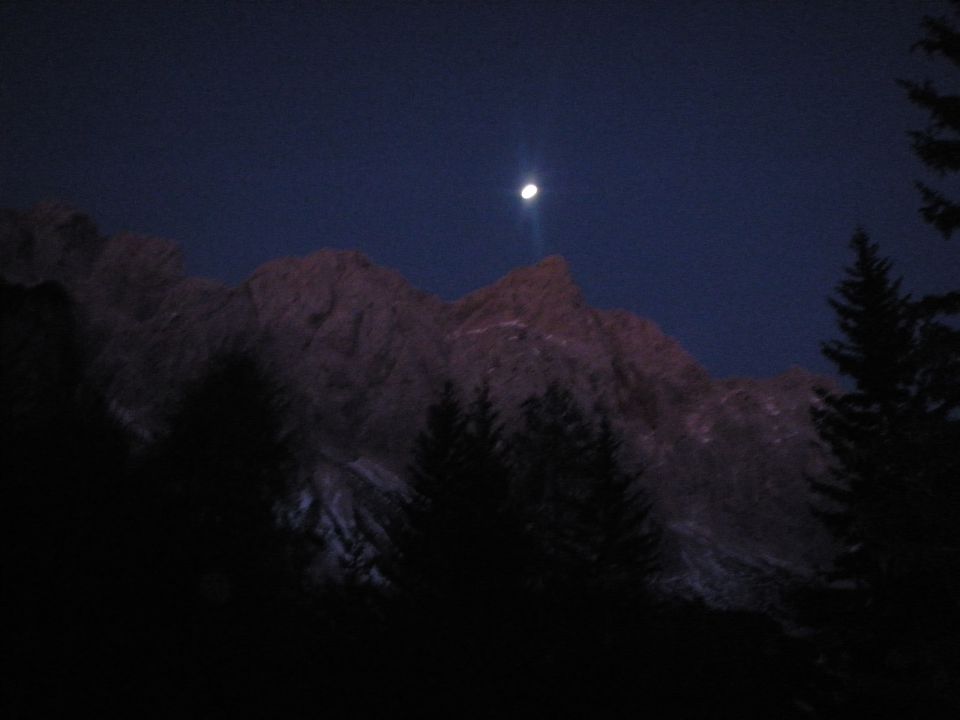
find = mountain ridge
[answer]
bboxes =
[0,203,834,609]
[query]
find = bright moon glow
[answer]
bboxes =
[521,183,538,200]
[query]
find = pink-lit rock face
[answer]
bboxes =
[0,204,835,609]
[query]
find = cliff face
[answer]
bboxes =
[0,204,834,609]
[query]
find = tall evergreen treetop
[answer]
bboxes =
[811,235,960,718]
[582,415,660,599]
[512,383,660,601]
[408,380,468,503]
[463,381,509,508]
[512,382,594,505]
[812,232,920,581]
[142,350,298,609]
[821,230,916,411]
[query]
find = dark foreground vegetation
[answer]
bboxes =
[1,283,822,717]
[2,266,956,718]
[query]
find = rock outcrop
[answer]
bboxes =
[0,203,834,609]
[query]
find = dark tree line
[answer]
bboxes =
[805,231,960,715]
[128,351,319,717]
[1,285,819,719]
[1,285,319,716]
[385,380,815,717]
[802,3,960,715]
[400,380,660,610]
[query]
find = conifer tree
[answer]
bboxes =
[146,351,295,588]
[582,415,660,603]
[899,4,960,496]
[2,280,135,713]
[801,8,960,709]
[402,381,522,603]
[396,381,526,706]
[136,349,306,709]
[463,381,510,512]
[511,382,596,593]
[512,382,593,507]
[461,382,524,595]
[900,0,960,238]
[811,231,919,594]
[409,381,468,493]
[811,231,960,715]
[512,383,660,601]
[401,381,470,598]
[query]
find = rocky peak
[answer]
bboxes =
[452,254,585,332]
[502,254,579,295]
[247,249,441,324]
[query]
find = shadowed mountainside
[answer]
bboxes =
[0,203,834,608]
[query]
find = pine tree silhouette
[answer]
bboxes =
[581,415,661,604]
[900,0,960,238]
[511,382,596,595]
[512,383,660,601]
[898,4,960,526]
[401,380,470,600]
[134,350,311,715]
[1,279,137,714]
[809,231,960,715]
[812,230,918,570]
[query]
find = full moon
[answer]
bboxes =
[521,183,538,200]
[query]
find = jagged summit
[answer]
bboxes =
[452,253,586,335]
[459,253,580,302]
[506,253,577,287]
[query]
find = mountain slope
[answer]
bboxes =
[0,203,834,609]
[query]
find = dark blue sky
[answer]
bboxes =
[2,0,958,379]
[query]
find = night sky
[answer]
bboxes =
[3,0,958,379]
